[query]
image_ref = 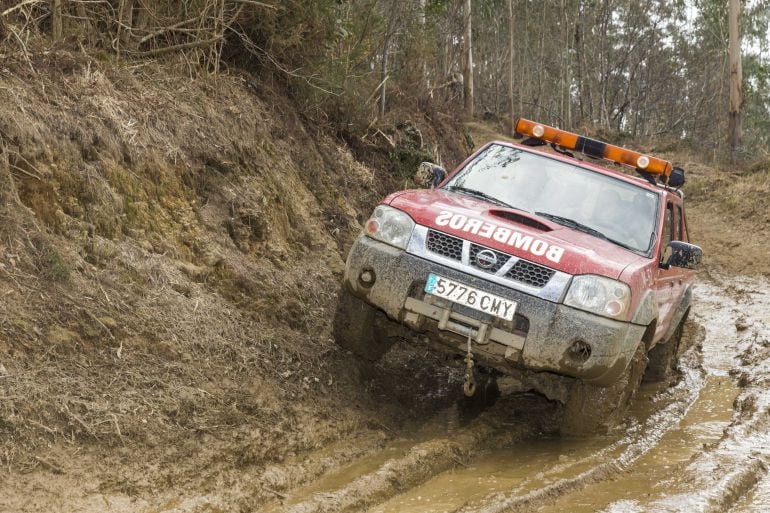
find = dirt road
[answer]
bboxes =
[3,271,768,513]
[232,272,767,513]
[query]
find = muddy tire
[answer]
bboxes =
[560,342,648,436]
[333,287,398,361]
[645,311,688,382]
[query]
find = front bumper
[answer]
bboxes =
[344,235,646,385]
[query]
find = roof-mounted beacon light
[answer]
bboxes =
[514,118,674,181]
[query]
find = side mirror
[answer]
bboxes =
[416,162,446,189]
[666,241,702,270]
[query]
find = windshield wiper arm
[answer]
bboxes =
[534,211,613,240]
[446,186,523,210]
[535,211,640,252]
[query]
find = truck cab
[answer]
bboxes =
[335,120,703,433]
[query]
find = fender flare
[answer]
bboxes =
[661,285,693,342]
[631,289,658,327]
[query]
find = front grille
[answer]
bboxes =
[469,243,508,274]
[426,230,463,261]
[425,229,555,289]
[506,260,555,288]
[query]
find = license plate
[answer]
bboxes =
[425,274,517,321]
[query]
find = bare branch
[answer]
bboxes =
[129,35,223,57]
[2,0,46,17]
[229,0,278,10]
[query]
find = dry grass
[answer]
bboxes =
[678,153,770,277]
[0,51,376,475]
[0,49,469,508]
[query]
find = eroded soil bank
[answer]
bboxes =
[0,53,470,512]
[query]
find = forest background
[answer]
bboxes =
[2,0,768,159]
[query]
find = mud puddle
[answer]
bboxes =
[733,476,770,513]
[283,274,770,513]
[259,393,559,513]
[535,375,738,513]
[366,354,734,513]
[365,436,614,513]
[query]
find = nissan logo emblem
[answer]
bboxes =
[476,249,498,269]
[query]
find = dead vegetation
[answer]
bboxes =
[0,47,468,499]
[664,151,770,278]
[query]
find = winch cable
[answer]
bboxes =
[463,330,477,397]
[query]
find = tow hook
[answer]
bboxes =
[463,330,476,397]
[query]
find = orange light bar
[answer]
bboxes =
[515,118,672,177]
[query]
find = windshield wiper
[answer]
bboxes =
[446,186,523,210]
[534,211,638,252]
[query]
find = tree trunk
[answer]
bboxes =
[508,0,515,133]
[380,35,389,116]
[135,0,150,34]
[419,0,430,96]
[463,0,474,117]
[118,0,134,49]
[52,0,63,41]
[727,0,743,153]
[75,1,96,44]
[379,0,400,117]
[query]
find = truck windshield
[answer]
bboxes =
[444,144,660,254]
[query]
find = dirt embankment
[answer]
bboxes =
[0,50,470,510]
[677,155,770,278]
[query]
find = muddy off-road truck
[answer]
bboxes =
[335,119,702,432]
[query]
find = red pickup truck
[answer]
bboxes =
[335,120,702,433]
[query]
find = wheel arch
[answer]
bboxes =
[661,285,693,343]
[641,318,657,351]
[631,288,658,327]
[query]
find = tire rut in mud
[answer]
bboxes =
[448,344,706,513]
[451,275,770,513]
[258,395,560,513]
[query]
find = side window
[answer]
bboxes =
[660,202,673,263]
[672,204,681,241]
[676,205,686,241]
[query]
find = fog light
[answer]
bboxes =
[567,340,592,363]
[359,269,376,288]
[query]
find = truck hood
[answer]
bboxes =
[389,189,646,280]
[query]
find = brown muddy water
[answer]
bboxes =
[259,274,770,513]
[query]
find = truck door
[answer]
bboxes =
[672,204,688,303]
[654,200,679,340]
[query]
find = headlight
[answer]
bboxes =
[364,205,415,250]
[564,275,631,320]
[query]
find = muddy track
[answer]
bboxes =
[258,394,561,513]
[4,273,767,513]
[251,273,770,513]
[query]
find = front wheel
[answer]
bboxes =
[644,311,688,383]
[332,286,398,361]
[560,342,648,435]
